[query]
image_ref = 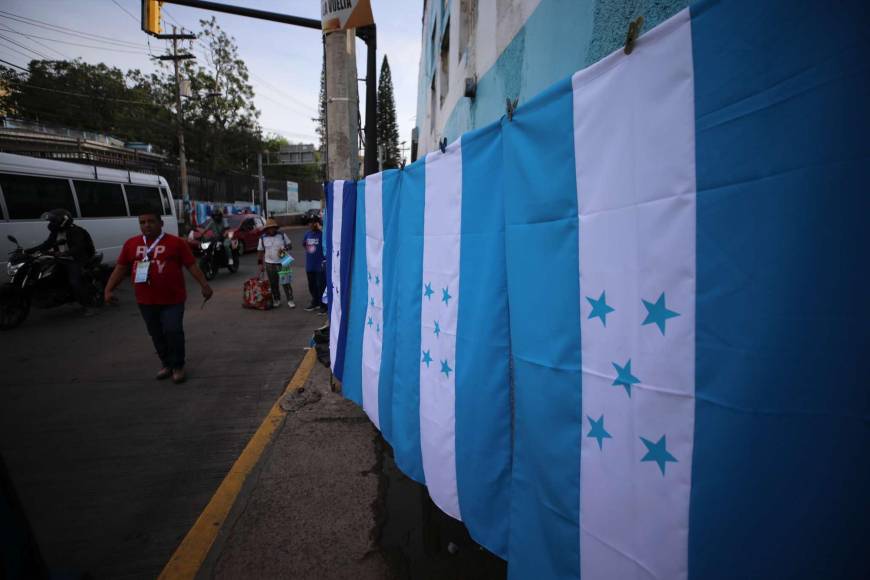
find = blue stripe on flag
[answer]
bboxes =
[377,170,402,444]
[329,180,357,381]
[690,1,869,578]
[456,122,512,559]
[390,160,427,484]
[503,77,582,580]
[341,181,367,405]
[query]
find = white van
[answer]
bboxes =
[0,152,178,280]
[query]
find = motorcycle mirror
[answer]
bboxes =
[7,235,18,244]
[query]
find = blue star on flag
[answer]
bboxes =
[440,359,452,378]
[441,287,452,305]
[375,275,380,285]
[370,297,375,307]
[433,320,441,337]
[640,435,678,476]
[586,291,615,327]
[642,292,680,335]
[367,316,373,327]
[422,350,433,368]
[424,282,434,300]
[612,359,640,397]
[376,322,380,334]
[368,271,371,282]
[587,415,612,450]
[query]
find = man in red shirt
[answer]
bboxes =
[104,212,213,383]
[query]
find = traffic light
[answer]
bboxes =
[141,0,162,36]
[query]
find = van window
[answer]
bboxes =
[124,185,163,217]
[158,188,171,215]
[74,180,128,217]
[0,173,76,219]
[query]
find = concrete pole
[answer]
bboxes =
[324,29,360,181]
[172,28,190,224]
[257,151,266,216]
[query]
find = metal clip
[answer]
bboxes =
[505,97,519,121]
[439,138,447,153]
[624,16,644,55]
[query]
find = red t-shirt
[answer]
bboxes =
[117,233,195,305]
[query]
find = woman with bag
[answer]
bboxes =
[257,219,295,309]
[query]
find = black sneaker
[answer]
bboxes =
[304,305,318,311]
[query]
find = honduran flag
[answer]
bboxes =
[504,1,867,579]
[325,179,357,381]
[339,127,514,558]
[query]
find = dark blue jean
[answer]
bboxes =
[138,303,186,370]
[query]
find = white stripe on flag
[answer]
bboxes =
[329,180,344,374]
[420,139,463,520]
[362,174,384,429]
[573,8,696,580]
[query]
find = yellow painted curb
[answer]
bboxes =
[158,348,317,580]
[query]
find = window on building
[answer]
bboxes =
[124,185,164,217]
[0,173,76,220]
[459,0,475,61]
[440,18,450,108]
[73,181,127,217]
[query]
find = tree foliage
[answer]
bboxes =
[376,55,401,169]
[0,18,262,173]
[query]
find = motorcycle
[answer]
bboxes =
[1,235,110,330]
[198,234,240,280]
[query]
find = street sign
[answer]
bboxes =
[321,0,373,32]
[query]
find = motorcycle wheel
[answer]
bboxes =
[0,293,30,330]
[227,250,240,274]
[236,241,245,256]
[200,257,217,281]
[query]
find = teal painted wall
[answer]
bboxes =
[424,0,689,146]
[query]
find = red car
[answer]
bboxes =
[188,214,266,255]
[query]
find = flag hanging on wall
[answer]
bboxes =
[329,0,868,577]
[325,179,357,381]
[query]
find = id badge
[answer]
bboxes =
[134,260,150,284]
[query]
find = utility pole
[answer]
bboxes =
[157,26,196,228]
[257,151,266,216]
[324,29,360,181]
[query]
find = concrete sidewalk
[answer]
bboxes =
[189,352,506,580]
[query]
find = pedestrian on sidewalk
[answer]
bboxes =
[258,219,295,309]
[303,217,326,313]
[103,212,213,384]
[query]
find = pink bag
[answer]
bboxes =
[242,273,272,310]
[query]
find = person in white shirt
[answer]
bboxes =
[257,219,295,308]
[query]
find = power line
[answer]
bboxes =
[0,32,53,60]
[0,27,146,56]
[110,0,139,23]
[3,78,166,107]
[0,40,37,63]
[0,57,28,71]
[0,24,68,59]
[0,10,147,49]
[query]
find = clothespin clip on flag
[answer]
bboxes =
[624,15,644,55]
[439,138,448,154]
[505,97,519,122]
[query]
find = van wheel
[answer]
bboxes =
[0,293,30,330]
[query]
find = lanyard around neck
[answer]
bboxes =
[142,233,165,259]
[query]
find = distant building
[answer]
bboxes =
[265,143,319,166]
[414,0,686,157]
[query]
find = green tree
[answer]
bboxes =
[376,55,400,169]
[313,60,327,177]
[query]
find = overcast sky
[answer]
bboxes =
[0,0,422,153]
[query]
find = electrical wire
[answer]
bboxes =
[0,28,145,56]
[0,25,67,59]
[0,32,52,60]
[0,56,28,71]
[0,10,147,49]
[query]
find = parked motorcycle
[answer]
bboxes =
[198,235,240,280]
[0,235,110,330]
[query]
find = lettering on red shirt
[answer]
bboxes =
[117,234,195,305]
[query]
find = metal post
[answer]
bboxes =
[360,25,378,177]
[257,151,265,216]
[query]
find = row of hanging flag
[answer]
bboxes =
[323,1,866,578]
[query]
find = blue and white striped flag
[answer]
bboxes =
[325,179,356,381]
[505,1,867,578]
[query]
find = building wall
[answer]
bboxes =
[415,0,688,156]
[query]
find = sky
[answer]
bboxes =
[0,0,422,156]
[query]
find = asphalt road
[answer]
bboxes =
[0,226,324,579]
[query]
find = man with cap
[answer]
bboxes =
[258,219,295,309]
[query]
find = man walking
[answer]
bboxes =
[104,212,213,383]
[258,219,295,309]
[303,217,326,313]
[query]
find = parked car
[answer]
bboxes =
[188,213,266,256]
